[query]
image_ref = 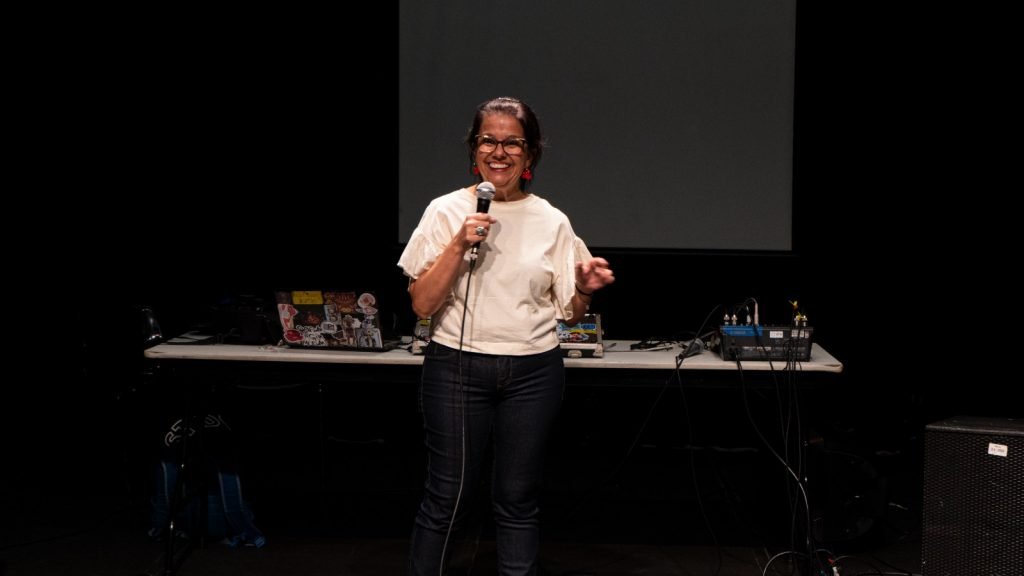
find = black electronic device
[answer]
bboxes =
[922,416,1024,576]
[717,324,812,361]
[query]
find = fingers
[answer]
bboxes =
[576,258,616,292]
[463,215,496,247]
[587,258,613,278]
[467,214,496,229]
[590,263,615,286]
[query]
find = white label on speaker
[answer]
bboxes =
[988,443,1008,457]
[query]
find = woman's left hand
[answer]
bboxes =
[575,257,615,294]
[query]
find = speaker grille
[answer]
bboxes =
[922,417,1024,576]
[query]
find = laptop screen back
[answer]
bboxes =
[275,291,396,350]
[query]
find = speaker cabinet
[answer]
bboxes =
[922,416,1024,576]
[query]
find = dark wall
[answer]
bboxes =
[9,2,1012,552]
[62,0,1003,466]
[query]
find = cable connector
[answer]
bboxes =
[677,338,704,359]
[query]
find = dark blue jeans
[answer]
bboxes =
[409,342,564,576]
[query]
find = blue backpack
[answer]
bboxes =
[149,414,266,548]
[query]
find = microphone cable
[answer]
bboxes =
[735,356,816,576]
[673,304,726,575]
[437,248,481,576]
[438,183,493,574]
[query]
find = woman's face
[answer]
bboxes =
[475,113,532,198]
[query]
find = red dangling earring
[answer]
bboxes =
[472,163,480,175]
[522,168,533,181]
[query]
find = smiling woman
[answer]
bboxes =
[466,100,540,202]
[398,96,615,575]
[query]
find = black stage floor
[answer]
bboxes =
[1,502,921,576]
[2,456,922,576]
[4,371,925,575]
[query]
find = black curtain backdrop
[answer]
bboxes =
[15,6,1012,551]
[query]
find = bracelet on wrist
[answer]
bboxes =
[575,284,593,297]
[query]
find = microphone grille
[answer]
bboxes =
[476,182,496,200]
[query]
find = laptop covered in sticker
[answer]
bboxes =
[274,290,399,351]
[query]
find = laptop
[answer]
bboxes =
[274,290,400,351]
[556,313,604,358]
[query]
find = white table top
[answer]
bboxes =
[145,340,842,373]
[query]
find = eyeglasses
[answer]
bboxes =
[475,135,527,155]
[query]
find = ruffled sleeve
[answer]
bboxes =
[397,200,450,280]
[554,235,593,320]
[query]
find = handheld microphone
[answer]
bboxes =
[476,181,495,213]
[471,182,495,257]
